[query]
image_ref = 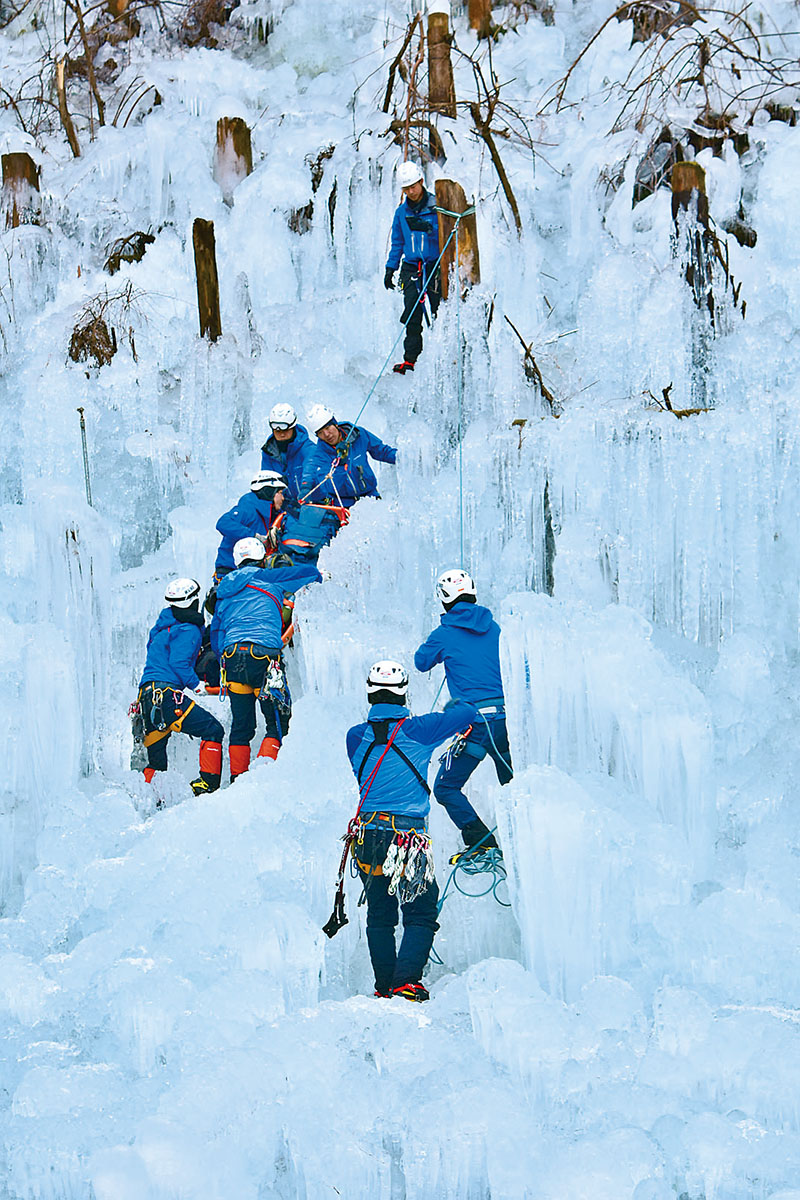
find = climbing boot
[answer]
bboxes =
[373,989,392,999]
[392,360,415,374]
[449,819,500,864]
[257,736,280,761]
[197,740,222,792]
[143,767,156,783]
[190,778,213,796]
[392,982,429,1003]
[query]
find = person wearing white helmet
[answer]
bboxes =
[213,470,288,581]
[300,404,397,508]
[384,159,442,375]
[260,403,313,501]
[344,660,478,1002]
[414,569,514,859]
[137,578,225,797]
[209,538,322,779]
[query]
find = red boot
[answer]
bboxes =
[257,737,280,761]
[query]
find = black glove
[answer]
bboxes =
[405,216,432,232]
[384,269,395,290]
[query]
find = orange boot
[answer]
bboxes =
[257,737,280,761]
[229,744,251,780]
[143,767,156,783]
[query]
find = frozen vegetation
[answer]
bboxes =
[1,0,800,1194]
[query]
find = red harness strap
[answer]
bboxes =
[244,583,284,622]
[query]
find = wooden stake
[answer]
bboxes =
[213,117,252,205]
[671,160,708,225]
[1,153,40,229]
[428,11,457,119]
[435,179,480,300]
[192,218,221,342]
[56,58,81,158]
[468,0,492,37]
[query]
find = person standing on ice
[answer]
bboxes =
[210,537,322,779]
[138,578,225,797]
[384,160,441,375]
[300,404,397,508]
[346,661,478,1002]
[414,569,514,858]
[260,403,313,502]
[213,470,288,584]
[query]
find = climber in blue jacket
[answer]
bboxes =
[210,538,322,779]
[138,577,225,796]
[346,660,477,1002]
[384,160,441,375]
[214,470,288,580]
[300,404,397,508]
[260,403,313,501]
[414,569,514,857]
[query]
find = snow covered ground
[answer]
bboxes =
[1,0,800,1194]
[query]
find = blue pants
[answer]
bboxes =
[223,643,291,746]
[140,683,224,772]
[355,817,439,994]
[433,716,513,830]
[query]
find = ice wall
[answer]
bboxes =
[1,0,800,1194]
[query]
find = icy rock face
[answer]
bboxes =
[1,0,800,1191]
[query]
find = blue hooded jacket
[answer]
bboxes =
[414,603,505,705]
[210,563,322,657]
[346,701,478,818]
[301,422,397,506]
[215,491,280,573]
[139,608,203,690]
[260,425,313,500]
[385,188,440,271]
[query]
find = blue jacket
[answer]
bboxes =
[414,603,505,705]
[215,491,279,573]
[260,425,313,500]
[139,608,203,690]
[210,563,321,656]
[346,701,478,818]
[386,189,440,271]
[301,422,397,506]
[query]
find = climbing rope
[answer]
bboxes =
[437,825,510,914]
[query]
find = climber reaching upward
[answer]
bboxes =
[213,470,288,583]
[301,404,397,508]
[345,660,477,1002]
[414,569,513,858]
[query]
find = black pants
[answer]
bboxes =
[223,643,291,746]
[140,683,224,772]
[400,262,441,364]
[355,816,439,994]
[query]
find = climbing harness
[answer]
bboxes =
[137,683,196,746]
[128,699,147,771]
[322,718,410,938]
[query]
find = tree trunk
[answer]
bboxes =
[428,11,456,119]
[213,117,253,205]
[192,218,222,342]
[671,161,708,224]
[56,59,81,158]
[435,179,480,300]
[468,0,492,38]
[1,153,41,229]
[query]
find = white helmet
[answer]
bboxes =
[269,402,297,430]
[250,470,287,494]
[397,160,424,189]
[165,577,201,608]
[233,537,268,568]
[367,659,409,699]
[308,403,336,434]
[436,568,477,606]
